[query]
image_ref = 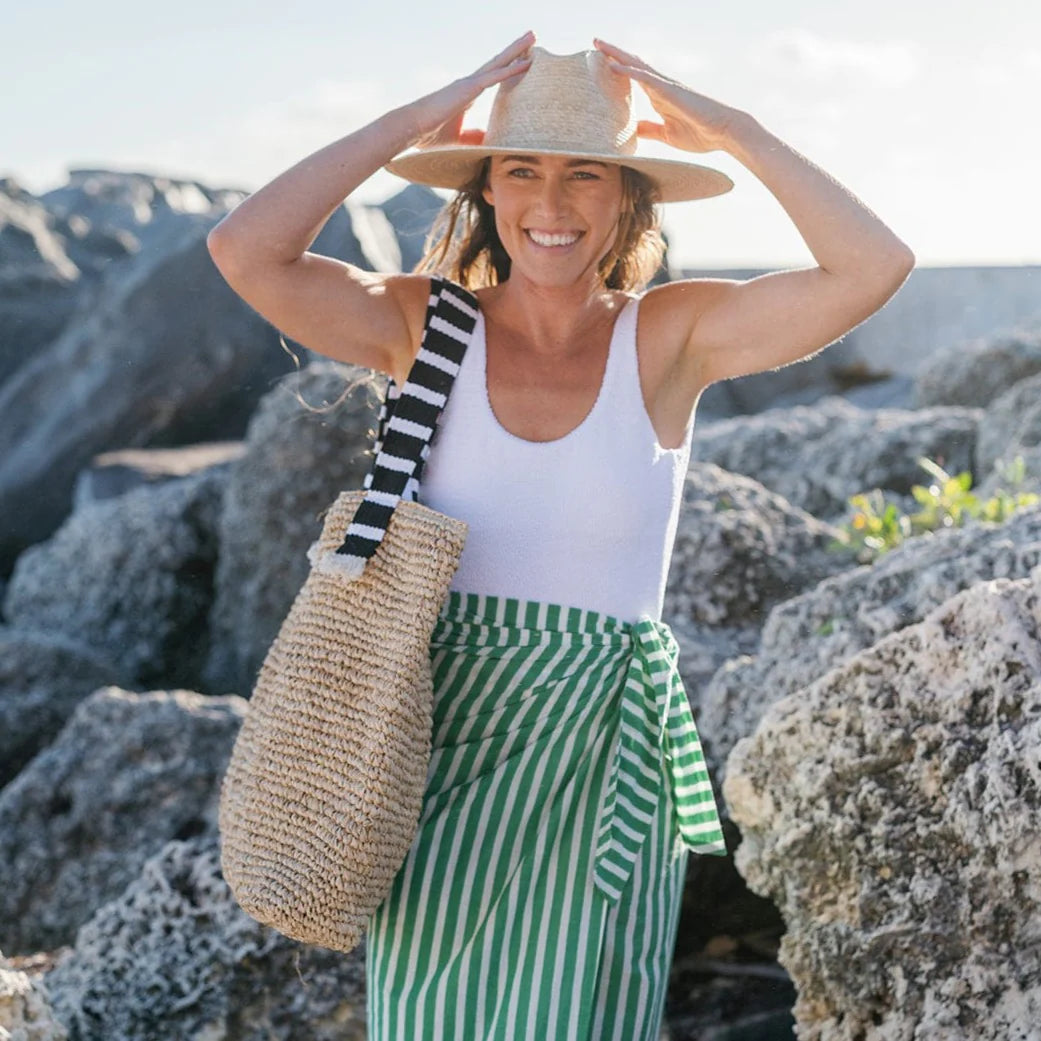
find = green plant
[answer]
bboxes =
[832,455,1039,562]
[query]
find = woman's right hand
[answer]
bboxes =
[403,31,535,150]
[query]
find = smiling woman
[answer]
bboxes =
[205,29,913,1041]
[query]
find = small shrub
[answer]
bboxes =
[831,455,1039,563]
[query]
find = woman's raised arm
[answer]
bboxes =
[206,33,533,382]
[595,38,915,389]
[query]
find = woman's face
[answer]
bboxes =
[482,154,625,289]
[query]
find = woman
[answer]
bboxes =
[208,32,913,1041]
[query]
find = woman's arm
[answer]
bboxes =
[207,33,533,382]
[596,39,915,389]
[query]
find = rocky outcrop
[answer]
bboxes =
[203,362,381,696]
[665,462,847,628]
[0,953,68,1041]
[0,229,290,573]
[44,835,367,1041]
[0,688,243,955]
[975,371,1041,495]
[664,463,851,699]
[0,630,121,790]
[724,569,1041,1041]
[4,468,225,691]
[379,184,445,273]
[689,397,980,520]
[700,503,1041,778]
[913,324,1041,409]
[72,441,245,509]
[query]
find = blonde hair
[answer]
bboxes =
[416,159,666,292]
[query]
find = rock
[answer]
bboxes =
[0,629,122,790]
[0,687,244,955]
[0,228,293,574]
[0,180,93,388]
[4,468,225,691]
[689,397,980,520]
[203,362,381,696]
[72,441,246,509]
[975,371,1041,496]
[0,953,68,1041]
[701,502,1041,780]
[724,570,1041,1041]
[914,324,1041,409]
[379,184,446,273]
[665,463,848,629]
[44,835,366,1041]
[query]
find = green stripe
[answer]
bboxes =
[367,593,724,1039]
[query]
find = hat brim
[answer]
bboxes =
[384,146,734,204]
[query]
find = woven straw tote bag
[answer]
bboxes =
[218,277,478,953]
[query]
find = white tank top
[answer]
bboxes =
[420,294,693,622]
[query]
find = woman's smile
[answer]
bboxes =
[524,228,584,249]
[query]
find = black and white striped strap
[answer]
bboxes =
[319,275,479,578]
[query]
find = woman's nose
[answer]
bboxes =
[534,177,568,216]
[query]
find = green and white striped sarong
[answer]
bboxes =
[366,592,726,1040]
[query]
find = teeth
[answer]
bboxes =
[527,230,580,247]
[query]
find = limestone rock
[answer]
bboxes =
[203,362,381,696]
[701,502,1041,779]
[0,954,68,1041]
[44,835,366,1041]
[689,397,980,520]
[665,462,848,628]
[4,468,225,691]
[0,228,292,573]
[72,441,246,509]
[914,324,1041,409]
[724,570,1041,1041]
[0,629,122,790]
[975,371,1041,496]
[379,184,446,273]
[0,687,244,955]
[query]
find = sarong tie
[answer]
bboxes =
[593,618,727,904]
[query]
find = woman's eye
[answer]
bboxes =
[506,167,535,178]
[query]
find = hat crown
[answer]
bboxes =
[484,47,639,158]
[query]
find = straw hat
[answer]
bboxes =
[385,47,734,204]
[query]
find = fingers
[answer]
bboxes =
[457,128,486,145]
[593,37,657,75]
[477,30,536,75]
[636,120,668,142]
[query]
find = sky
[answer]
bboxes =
[5,0,1040,268]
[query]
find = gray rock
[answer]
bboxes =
[665,463,848,629]
[975,371,1041,495]
[914,324,1041,409]
[724,569,1041,1041]
[0,629,122,790]
[4,469,224,691]
[0,228,293,573]
[44,835,366,1041]
[0,953,68,1041]
[379,184,446,273]
[689,397,980,520]
[701,502,1041,779]
[0,180,88,388]
[72,441,246,509]
[203,362,381,696]
[0,687,244,955]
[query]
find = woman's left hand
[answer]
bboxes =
[593,38,745,155]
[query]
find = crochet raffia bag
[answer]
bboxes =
[218,276,478,953]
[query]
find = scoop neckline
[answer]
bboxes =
[479,297,637,447]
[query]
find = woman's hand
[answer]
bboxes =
[404,32,535,150]
[593,38,746,154]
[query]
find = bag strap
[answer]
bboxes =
[331,275,479,576]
